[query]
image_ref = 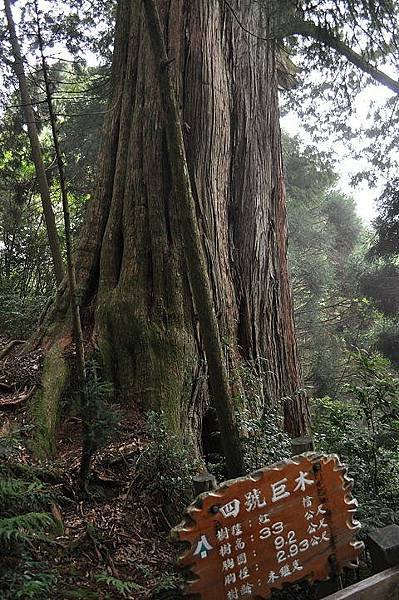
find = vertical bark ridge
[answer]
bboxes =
[222,2,308,434]
[184,0,238,344]
[74,0,133,306]
[97,3,141,298]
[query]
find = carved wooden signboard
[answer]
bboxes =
[174,453,364,599]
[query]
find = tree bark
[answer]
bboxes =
[4,0,64,286]
[143,0,245,477]
[32,0,309,458]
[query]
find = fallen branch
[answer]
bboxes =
[0,386,36,410]
[0,340,25,361]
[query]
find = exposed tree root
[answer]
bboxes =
[0,385,36,410]
[0,339,25,361]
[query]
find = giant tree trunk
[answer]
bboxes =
[32,0,309,457]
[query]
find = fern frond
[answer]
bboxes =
[0,478,44,499]
[15,572,58,599]
[0,476,59,515]
[94,572,144,597]
[0,512,53,544]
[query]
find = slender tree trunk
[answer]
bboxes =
[4,0,64,286]
[33,1,90,486]
[31,0,309,459]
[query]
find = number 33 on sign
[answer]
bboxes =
[173,453,364,599]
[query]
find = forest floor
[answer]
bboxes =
[0,337,364,600]
[0,336,181,599]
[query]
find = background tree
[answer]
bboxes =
[282,132,399,399]
[278,1,399,140]
[4,0,64,284]
[0,60,108,335]
[0,0,110,334]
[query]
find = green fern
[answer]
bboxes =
[0,475,43,501]
[0,477,28,497]
[82,361,120,453]
[0,512,53,544]
[151,573,184,598]
[94,572,145,597]
[14,572,58,599]
[63,590,99,599]
[0,478,53,513]
[0,431,59,599]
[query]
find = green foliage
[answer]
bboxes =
[0,436,58,522]
[0,477,54,513]
[10,570,58,599]
[0,289,47,337]
[136,412,200,518]
[0,425,32,461]
[94,572,144,597]
[0,105,57,301]
[313,350,399,529]
[1,553,60,600]
[81,360,121,455]
[234,361,292,472]
[0,524,57,597]
[281,0,399,183]
[371,178,399,258]
[0,53,108,308]
[78,360,122,490]
[0,431,59,598]
[373,317,399,369]
[360,262,399,316]
[241,403,292,472]
[151,572,185,599]
[63,590,99,599]
[0,512,53,544]
[284,133,382,396]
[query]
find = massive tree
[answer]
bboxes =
[30,0,309,458]
[19,0,399,462]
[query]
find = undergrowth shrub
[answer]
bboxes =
[241,403,292,472]
[6,569,58,599]
[151,572,185,599]
[78,359,122,490]
[235,360,292,473]
[0,434,57,598]
[204,360,292,477]
[0,425,32,461]
[81,360,121,455]
[313,349,399,530]
[93,572,145,597]
[134,412,201,521]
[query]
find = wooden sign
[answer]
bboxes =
[174,453,364,599]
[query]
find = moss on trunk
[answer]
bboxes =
[97,292,196,436]
[30,343,69,458]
